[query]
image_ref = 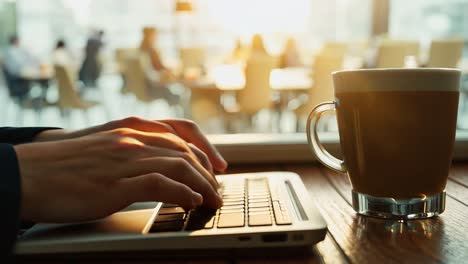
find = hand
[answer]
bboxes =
[16,127,224,223]
[35,117,228,174]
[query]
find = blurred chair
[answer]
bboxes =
[123,55,152,103]
[232,55,276,131]
[1,65,29,104]
[321,42,348,58]
[124,54,182,116]
[1,65,36,125]
[427,39,464,68]
[115,48,139,94]
[375,40,419,68]
[54,64,103,124]
[180,47,205,72]
[294,54,343,131]
[189,87,223,132]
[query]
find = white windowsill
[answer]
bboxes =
[209,131,468,164]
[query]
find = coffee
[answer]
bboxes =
[307,68,461,219]
[336,90,459,198]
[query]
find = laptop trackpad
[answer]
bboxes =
[20,203,158,241]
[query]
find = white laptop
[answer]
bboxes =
[16,172,327,258]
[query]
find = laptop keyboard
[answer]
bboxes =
[150,177,292,233]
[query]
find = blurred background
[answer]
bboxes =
[0,0,467,134]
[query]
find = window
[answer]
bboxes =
[0,0,467,161]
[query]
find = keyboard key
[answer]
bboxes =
[248,206,270,212]
[248,198,270,203]
[159,207,186,215]
[248,202,270,208]
[249,214,272,226]
[221,192,245,197]
[248,212,271,218]
[223,198,245,203]
[223,194,245,199]
[221,204,244,210]
[221,208,245,214]
[150,220,185,232]
[248,192,270,197]
[223,201,245,206]
[155,213,186,222]
[217,213,245,228]
[273,201,292,225]
[186,208,217,230]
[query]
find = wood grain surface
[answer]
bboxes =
[20,163,468,264]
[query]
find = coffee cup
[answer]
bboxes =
[307,68,461,219]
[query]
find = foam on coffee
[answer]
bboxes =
[333,68,460,93]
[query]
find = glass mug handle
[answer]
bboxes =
[306,101,346,173]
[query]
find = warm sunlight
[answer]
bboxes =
[204,0,311,37]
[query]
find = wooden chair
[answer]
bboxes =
[294,54,343,131]
[427,39,464,68]
[189,87,223,132]
[54,64,102,124]
[230,54,276,132]
[124,54,182,116]
[321,42,348,58]
[115,48,139,94]
[180,47,205,72]
[375,40,419,68]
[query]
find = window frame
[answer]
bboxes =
[210,131,468,164]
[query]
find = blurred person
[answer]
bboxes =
[79,30,104,87]
[249,34,270,58]
[225,38,247,63]
[52,39,75,67]
[0,117,227,257]
[3,35,39,77]
[279,37,302,68]
[2,35,39,101]
[138,26,179,101]
[139,27,168,73]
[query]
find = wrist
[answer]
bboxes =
[33,129,67,142]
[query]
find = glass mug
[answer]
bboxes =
[307,68,461,219]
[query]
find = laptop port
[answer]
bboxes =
[262,233,287,243]
[238,236,251,242]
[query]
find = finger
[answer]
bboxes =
[107,117,177,134]
[105,117,227,172]
[160,120,228,172]
[126,157,222,209]
[119,173,203,210]
[188,143,214,174]
[124,131,219,190]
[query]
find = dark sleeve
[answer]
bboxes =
[0,144,21,256]
[0,127,60,256]
[0,127,61,145]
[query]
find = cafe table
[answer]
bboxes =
[20,66,54,82]
[183,65,312,92]
[22,161,468,263]
[20,66,54,99]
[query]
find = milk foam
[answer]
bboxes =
[333,68,460,93]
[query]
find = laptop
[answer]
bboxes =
[15,172,327,258]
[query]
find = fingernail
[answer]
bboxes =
[217,193,223,207]
[193,192,203,206]
[216,152,228,166]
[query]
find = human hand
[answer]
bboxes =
[15,127,224,223]
[35,117,227,174]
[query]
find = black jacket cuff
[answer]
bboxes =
[0,127,61,145]
[0,143,21,255]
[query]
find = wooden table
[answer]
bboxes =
[27,162,468,263]
[20,66,54,82]
[222,162,468,264]
[183,66,312,92]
